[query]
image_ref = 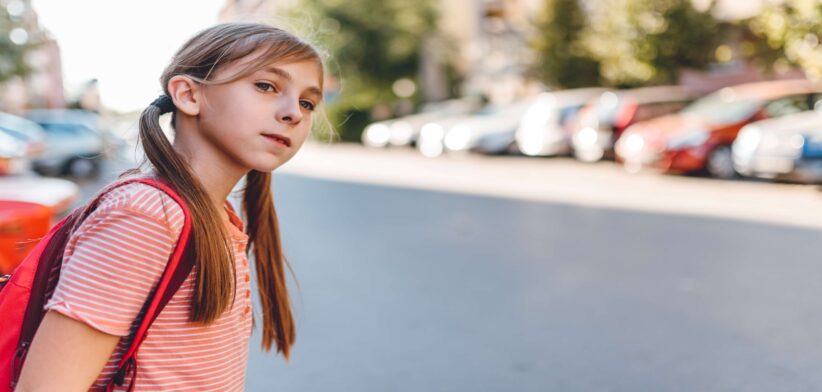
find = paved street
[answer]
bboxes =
[80,143,822,391]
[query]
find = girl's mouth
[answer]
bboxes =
[262,133,291,147]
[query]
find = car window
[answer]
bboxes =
[0,114,42,136]
[681,93,763,124]
[559,105,582,126]
[632,101,690,123]
[40,123,95,136]
[764,94,811,118]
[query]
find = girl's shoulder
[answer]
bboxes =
[92,180,186,236]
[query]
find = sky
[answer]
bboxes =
[32,0,225,112]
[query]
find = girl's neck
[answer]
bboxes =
[170,135,248,219]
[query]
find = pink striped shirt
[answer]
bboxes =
[44,182,253,391]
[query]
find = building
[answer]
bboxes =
[0,0,65,114]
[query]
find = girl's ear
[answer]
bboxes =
[167,75,200,116]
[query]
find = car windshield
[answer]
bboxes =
[40,122,95,136]
[0,113,43,138]
[681,93,763,124]
[559,105,582,125]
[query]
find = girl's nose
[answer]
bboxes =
[277,100,303,126]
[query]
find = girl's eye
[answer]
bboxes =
[255,82,277,92]
[300,100,316,111]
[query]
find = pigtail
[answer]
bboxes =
[243,170,296,359]
[125,22,323,359]
[138,104,237,324]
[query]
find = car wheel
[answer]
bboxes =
[706,145,736,179]
[67,157,99,178]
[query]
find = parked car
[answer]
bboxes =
[416,99,532,157]
[362,96,486,148]
[0,129,29,175]
[615,79,822,178]
[0,200,51,274]
[733,109,822,183]
[0,176,79,273]
[27,109,123,157]
[571,86,698,162]
[514,87,608,157]
[25,110,106,177]
[0,112,47,161]
[441,99,534,156]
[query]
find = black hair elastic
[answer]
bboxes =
[150,94,176,114]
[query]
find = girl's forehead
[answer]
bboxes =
[219,53,322,82]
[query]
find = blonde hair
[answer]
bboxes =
[127,22,324,359]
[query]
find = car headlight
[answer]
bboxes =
[574,127,599,147]
[363,123,390,147]
[420,123,444,141]
[623,133,645,153]
[444,124,471,151]
[733,126,761,154]
[789,134,805,150]
[667,130,709,150]
[419,123,445,157]
[389,121,413,146]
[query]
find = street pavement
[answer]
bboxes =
[78,143,822,391]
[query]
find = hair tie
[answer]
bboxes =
[150,94,176,114]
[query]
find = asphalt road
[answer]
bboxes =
[76,145,822,391]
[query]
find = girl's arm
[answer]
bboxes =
[15,310,120,392]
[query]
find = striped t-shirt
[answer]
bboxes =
[44,182,253,391]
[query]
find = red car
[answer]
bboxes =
[0,201,51,274]
[571,86,697,162]
[615,79,822,178]
[0,177,78,273]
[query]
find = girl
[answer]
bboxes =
[16,22,325,391]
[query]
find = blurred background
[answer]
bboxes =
[2,0,822,390]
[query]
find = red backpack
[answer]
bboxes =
[0,177,195,392]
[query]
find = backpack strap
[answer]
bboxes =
[101,178,196,392]
[8,176,196,392]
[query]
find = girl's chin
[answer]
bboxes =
[250,159,286,173]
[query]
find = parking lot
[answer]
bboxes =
[282,142,822,230]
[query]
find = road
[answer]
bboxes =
[76,143,822,391]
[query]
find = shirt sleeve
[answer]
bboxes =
[44,205,181,337]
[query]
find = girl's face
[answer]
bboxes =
[195,55,322,173]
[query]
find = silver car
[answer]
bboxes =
[362,97,485,148]
[515,87,607,157]
[25,110,107,178]
[733,108,822,183]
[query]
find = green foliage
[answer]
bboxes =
[287,0,440,142]
[0,6,34,83]
[579,0,723,87]
[530,0,600,88]
[748,0,822,80]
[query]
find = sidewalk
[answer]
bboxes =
[280,142,822,230]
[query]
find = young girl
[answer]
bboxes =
[15,22,325,391]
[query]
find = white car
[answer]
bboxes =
[515,88,608,157]
[361,97,485,148]
[733,108,822,183]
[416,100,533,158]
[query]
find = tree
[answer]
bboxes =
[0,4,35,83]
[286,0,441,142]
[529,0,600,88]
[748,0,822,80]
[578,0,723,87]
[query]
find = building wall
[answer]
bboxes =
[0,0,65,114]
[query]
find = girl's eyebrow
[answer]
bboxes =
[263,65,323,102]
